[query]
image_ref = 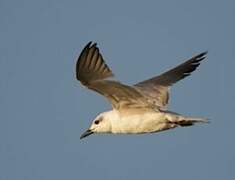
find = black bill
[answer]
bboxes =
[80,129,94,139]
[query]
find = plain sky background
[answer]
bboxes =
[1,0,235,179]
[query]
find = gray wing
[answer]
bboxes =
[134,52,208,109]
[76,42,149,110]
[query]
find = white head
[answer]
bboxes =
[80,110,117,139]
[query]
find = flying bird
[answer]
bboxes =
[77,42,208,139]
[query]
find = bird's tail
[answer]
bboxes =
[174,116,209,127]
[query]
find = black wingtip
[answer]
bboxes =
[193,51,208,63]
[198,51,208,58]
[90,42,97,48]
[85,41,98,49]
[76,41,94,80]
[86,41,92,47]
[199,51,208,57]
[80,41,93,54]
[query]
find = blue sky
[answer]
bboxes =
[1,0,235,179]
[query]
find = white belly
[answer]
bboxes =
[111,112,169,134]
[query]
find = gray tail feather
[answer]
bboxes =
[175,117,209,127]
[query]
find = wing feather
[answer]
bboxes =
[76,42,207,111]
[76,42,149,110]
[76,42,114,84]
[134,52,208,109]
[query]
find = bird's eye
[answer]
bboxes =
[94,120,99,125]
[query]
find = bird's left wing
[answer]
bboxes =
[76,42,149,110]
[134,52,207,109]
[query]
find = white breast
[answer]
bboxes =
[110,111,167,134]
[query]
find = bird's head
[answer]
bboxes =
[80,111,114,139]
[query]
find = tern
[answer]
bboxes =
[77,42,208,139]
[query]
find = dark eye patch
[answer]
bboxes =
[94,117,103,125]
[94,120,99,125]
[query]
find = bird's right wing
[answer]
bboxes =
[76,42,149,110]
[134,52,207,109]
